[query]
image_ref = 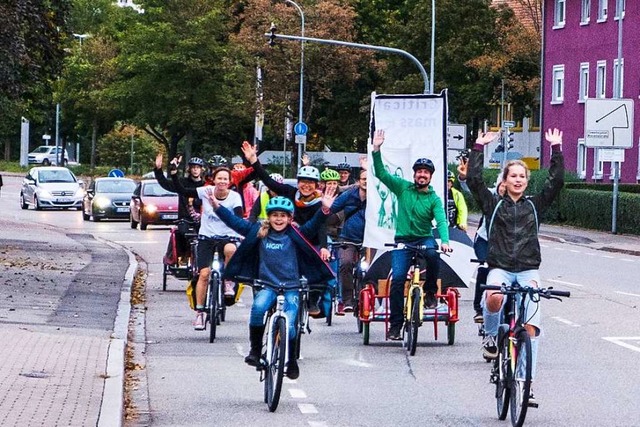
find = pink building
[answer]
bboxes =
[542,0,639,182]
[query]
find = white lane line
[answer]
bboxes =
[298,403,318,414]
[602,337,640,353]
[616,291,640,297]
[621,259,634,262]
[553,247,563,251]
[602,255,614,259]
[342,358,373,368]
[284,378,298,384]
[569,249,581,253]
[308,422,328,427]
[234,344,245,357]
[113,240,160,244]
[289,388,307,399]
[552,316,581,327]
[546,278,584,287]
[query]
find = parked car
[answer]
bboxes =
[20,166,84,210]
[82,177,137,221]
[28,146,73,166]
[130,179,179,230]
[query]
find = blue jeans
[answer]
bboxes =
[389,237,440,328]
[482,268,541,379]
[250,288,299,341]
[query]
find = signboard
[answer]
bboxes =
[294,122,308,135]
[584,99,634,148]
[599,148,625,163]
[502,120,516,128]
[294,134,307,145]
[108,169,125,178]
[447,124,467,150]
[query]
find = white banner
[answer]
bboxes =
[363,91,448,249]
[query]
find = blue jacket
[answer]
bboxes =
[330,186,366,243]
[215,206,335,285]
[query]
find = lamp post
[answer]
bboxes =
[277,0,305,169]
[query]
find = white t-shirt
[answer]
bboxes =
[196,186,243,238]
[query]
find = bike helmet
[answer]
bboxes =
[266,196,295,214]
[188,157,205,167]
[296,166,320,182]
[447,170,455,181]
[412,158,435,173]
[336,162,351,172]
[207,154,228,168]
[269,173,284,184]
[320,169,340,182]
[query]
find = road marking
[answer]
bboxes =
[289,388,307,399]
[308,422,328,427]
[234,344,245,357]
[602,337,640,353]
[552,316,581,327]
[546,278,584,287]
[621,259,634,262]
[569,249,581,253]
[603,255,614,259]
[342,358,373,368]
[284,378,297,384]
[298,403,318,414]
[113,241,160,244]
[616,291,640,297]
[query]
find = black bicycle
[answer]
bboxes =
[331,241,367,331]
[482,282,570,427]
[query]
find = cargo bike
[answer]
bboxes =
[162,219,199,291]
[356,242,460,354]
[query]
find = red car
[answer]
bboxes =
[130,179,179,230]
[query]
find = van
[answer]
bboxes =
[28,146,72,166]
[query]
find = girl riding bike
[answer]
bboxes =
[467,128,564,404]
[205,191,336,379]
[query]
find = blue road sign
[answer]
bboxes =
[294,122,308,135]
[108,169,125,178]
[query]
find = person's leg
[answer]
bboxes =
[284,290,300,379]
[223,242,238,299]
[389,248,412,336]
[473,237,489,315]
[194,238,214,329]
[246,289,276,366]
[481,268,511,358]
[338,246,356,308]
[514,270,542,381]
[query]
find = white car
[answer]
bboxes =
[28,145,72,166]
[20,167,84,210]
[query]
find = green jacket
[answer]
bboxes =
[372,150,449,244]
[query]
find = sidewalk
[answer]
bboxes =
[0,218,135,427]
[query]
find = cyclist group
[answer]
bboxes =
[154,127,565,397]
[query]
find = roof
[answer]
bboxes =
[492,0,540,33]
[232,150,363,168]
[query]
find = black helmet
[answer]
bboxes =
[412,158,435,173]
[336,162,351,172]
[207,155,228,168]
[188,157,205,167]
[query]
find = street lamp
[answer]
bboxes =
[275,0,305,169]
[429,0,435,94]
[72,33,91,45]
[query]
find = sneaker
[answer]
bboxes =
[482,335,498,359]
[224,280,235,297]
[335,302,345,316]
[528,390,539,408]
[473,311,484,323]
[308,302,321,317]
[343,305,354,313]
[244,351,261,367]
[424,291,437,309]
[193,312,205,331]
[286,360,299,379]
[387,325,402,341]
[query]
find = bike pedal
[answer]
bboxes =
[528,402,539,408]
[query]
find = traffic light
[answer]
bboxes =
[268,23,277,47]
[505,130,515,151]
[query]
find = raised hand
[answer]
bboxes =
[475,131,500,145]
[155,153,163,169]
[301,153,310,166]
[204,187,220,209]
[372,129,385,152]
[457,157,468,180]
[321,185,337,211]
[545,128,563,146]
[241,140,258,164]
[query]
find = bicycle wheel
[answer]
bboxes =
[208,278,219,343]
[496,327,511,420]
[510,329,532,427]
[265,317,286,412]
[405,287,421,356]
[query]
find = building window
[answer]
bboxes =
[598,0,608,21]
[554,0,566,27]
[552,65,565,103]
[579,63,589,102]
[592,148,604,180]
[613,58,624,97]
[577,139,587,179]
[615,0,625,19]
[596,60,606,98]
[581,0,591,24]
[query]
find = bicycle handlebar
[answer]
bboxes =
[331,241,363,249]
[385,242,449,256]
[481,283,570,299]
[234,275,309,292]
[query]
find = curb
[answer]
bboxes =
[97,240,138,427]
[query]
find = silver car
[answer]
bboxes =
[20,167,84,210]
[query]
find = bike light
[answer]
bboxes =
[212,259,221,271]
[144,204,158,214]
[360,258,369,272]
[94,197,111,209]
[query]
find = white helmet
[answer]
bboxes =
[269,173,284,184]
[296,166,320,182]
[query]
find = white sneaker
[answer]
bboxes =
[194,312,205,330]
[482,335,498,359]
[224,280,235,297]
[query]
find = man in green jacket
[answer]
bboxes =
[372,129,451,340]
